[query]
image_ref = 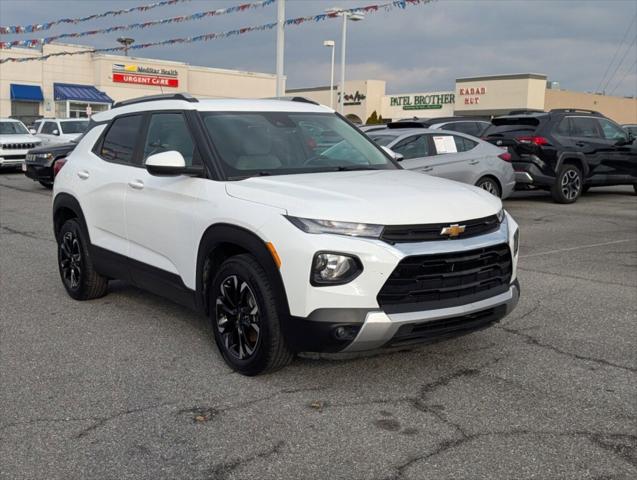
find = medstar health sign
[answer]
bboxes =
[112,64,179,88]
[390,93,455,111]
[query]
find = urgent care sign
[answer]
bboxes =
[112,63,179,88]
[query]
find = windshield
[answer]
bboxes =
[369,134,398,146]
[60,120,89,134]
[201,112,395,178]
[0,121,28,135]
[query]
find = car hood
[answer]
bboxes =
[0,134,40,145]
[226,169,501,224]
[28,142,76,155]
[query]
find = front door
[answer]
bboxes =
[597,118,637,181]
[124,111,206,288]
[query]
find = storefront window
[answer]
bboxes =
[11,101,40,127]
[55,101,110,118]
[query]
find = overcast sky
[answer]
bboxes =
[1,0,636,97]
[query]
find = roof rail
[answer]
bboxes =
[112,93,198,108]
[267,96,320,106]
[508,109,546,115]
[549,108,600,115]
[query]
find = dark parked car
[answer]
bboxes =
[482,109,637,203]
[23,141,75,188]
[392,116,491,137]
[623,124,637,137]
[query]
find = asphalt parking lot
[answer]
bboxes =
[1,172,635,480]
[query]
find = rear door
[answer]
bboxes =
[79,114,144,258]
[426,133,481,183]
[567,116,608,178]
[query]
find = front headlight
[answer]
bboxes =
[311,252,363,286]
[36,153,53,160]
[285,216,384,238]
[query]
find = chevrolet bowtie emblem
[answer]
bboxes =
[440,224,466,237]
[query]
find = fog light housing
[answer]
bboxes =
[311,252,362,286]
[332,325,361,341]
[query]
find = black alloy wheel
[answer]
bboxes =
[215,275,262,361]
[57,218,108,300]
[60,230,82,291]
[210,254,293,375]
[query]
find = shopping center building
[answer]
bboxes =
[288,73,637,124]
[1,43,278,125]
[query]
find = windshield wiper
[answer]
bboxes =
[334,166,381,172]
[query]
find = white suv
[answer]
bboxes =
[53,94,520,375]
[33,118,89,145]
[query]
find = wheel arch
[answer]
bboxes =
[556,153,589,177]
[52,193,89,242]
[196,223,290,317]
[476,174,502,196]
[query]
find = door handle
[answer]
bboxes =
[77,170,89,180]
[128,180,144,190]
[469,160,480,165]
[575,142,587,147]
[421,166,433,172]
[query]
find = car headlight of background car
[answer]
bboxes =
[26,152,53,161]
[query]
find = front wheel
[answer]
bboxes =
[551,165,582,204]
[475,176,502,197]
[210,254,293,376]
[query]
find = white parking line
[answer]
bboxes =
[521,239,634,258]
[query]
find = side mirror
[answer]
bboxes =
[145,150,203,176]
[615,136,630,146]
[52,129,60,136]
[29,128,36,135]
[381,145,404,162]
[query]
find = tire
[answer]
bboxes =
[210,254,293,376]
[475,176,502,198]
[39,180,53,189]
[551,164,582,204]
[57,219,108,300]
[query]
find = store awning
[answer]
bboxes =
[53,83,113,104]
[10,84,44,102]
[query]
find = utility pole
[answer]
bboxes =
[323,40,335,109]
[275,0,285,96]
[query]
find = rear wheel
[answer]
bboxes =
[210,254,293,376]
[475,176,502,197]
[551,164,582,204]
[57,219,108,300]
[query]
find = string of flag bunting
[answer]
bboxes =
[0,0,276,49]
[0,0,435,64]
[0,0,191,35]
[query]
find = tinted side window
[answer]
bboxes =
[598,119,628,141]
[444,122,480,136]
[41,121,58,135]
[570,117,601,138]
[100,115,143,164]
[554,118,571,136]
[392,135,429,159]
[143,113,199,166]
[453,135,478,152]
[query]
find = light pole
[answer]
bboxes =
[275,0,285,96]
[323,40,335,109]
[326,8,364,114]
[117,37,135,56]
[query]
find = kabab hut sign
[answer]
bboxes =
[112,64,179,88]
[459,86,486,105]
[389,93,455,111]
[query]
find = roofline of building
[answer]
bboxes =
[456,73,548,82]
[286,85,336,93]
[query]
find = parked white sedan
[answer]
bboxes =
[368,128,516,198]
[32,118,89,145]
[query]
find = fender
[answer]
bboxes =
[52,193,89,242]
[195,223,291,317]
[555,152,590,177]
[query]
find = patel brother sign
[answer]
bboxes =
[390,93,455,110]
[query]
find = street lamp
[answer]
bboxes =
[117,37,135,56]
[325,8,364,114]
[323,40,335,109]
